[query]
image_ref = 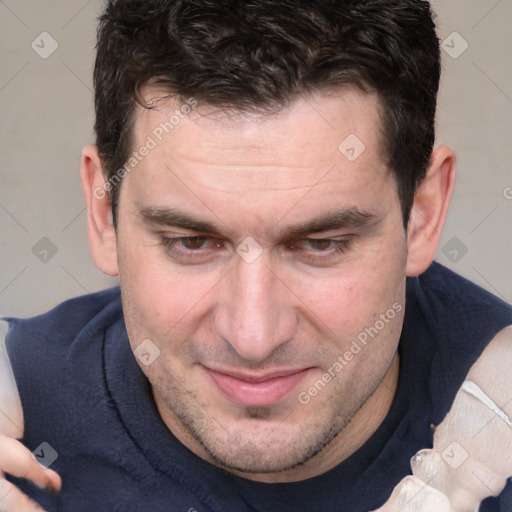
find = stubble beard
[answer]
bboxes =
[151,367,377,476]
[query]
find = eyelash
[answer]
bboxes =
[159,235,351,264]
[289,238,351,260]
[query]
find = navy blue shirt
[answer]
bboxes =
[5,262,512,511]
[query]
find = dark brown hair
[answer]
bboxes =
[94,0,440,227]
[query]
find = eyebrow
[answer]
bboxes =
[138,206,379,240]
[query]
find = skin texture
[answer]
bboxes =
[81,88,456,483]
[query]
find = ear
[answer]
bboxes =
[80,145,119,276]
[405,146,456,277]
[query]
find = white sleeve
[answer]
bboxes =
[0,320,24,438]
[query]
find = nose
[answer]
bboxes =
[213,251,298,362]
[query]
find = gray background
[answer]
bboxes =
[0,0,511,317]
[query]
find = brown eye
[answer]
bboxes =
[159,235,225,265]
[305,239,336,251]
[286,237,351,265]
[179,236,208,250]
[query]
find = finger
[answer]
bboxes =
[0,437,61,492]
[0,478,46,512]
[371,475,455,512]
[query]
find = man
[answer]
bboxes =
[1,0,511,511]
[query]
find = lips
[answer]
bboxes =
[203,366,311,407]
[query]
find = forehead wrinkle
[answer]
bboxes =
[185,180,329,194]
[134,92,383,170]
[156,159,338,195]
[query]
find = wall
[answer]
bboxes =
[0,0,511,317]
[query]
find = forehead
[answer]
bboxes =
[125,88,391,211]
[136,87,382,160]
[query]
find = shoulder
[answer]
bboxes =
[473,323,512,363]
[406,262,512,348]
[3,287,123,407]
[411,261,512,320]
[403,262,512,424]
[3,287,122,356]
[410,260,512,355]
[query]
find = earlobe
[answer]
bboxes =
[80,145,119,276]
[405,146,456,277]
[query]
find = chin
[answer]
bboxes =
[187,407,346,475]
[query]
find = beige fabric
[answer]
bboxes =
[373,325,512,512]
[0,321,24,439]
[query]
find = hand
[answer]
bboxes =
[0,437,62,511]
[0,321,61,511]
[372,475,454,512]
[373,326,512,512]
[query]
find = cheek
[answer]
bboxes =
[118,235,223,344]
[291,243,406,345]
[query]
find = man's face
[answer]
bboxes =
[115,89,407,478]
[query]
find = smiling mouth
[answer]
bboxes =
[202,366,313,407]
